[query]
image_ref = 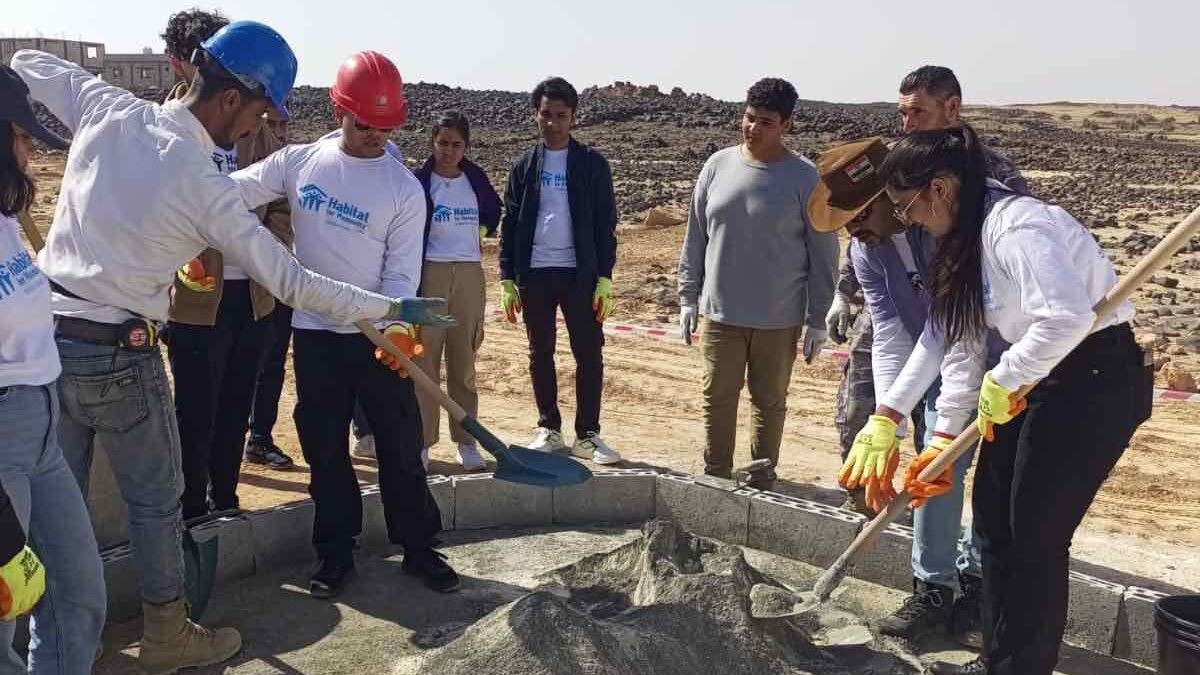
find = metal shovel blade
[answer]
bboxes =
[749,582,822,619]
[182,528,219,621]
[494,445,594,487]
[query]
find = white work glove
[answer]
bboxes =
[825,294,852,345]
[680,303,699,345]
[802,327,827,364]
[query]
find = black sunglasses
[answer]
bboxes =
[354,118,395,134]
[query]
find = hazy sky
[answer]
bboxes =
[4,0,1197,105]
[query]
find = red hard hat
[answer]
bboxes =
[329,51,407,128]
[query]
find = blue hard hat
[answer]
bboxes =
[200,20,297,119]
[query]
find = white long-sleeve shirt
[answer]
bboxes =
[231,137,426,333]
[11,49,391,325]
[881,185,1134,434]
[0,215,58,387]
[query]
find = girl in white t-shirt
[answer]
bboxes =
[412,113,502,471]
[0,66,106,672]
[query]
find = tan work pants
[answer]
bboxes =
[414,261,485,447]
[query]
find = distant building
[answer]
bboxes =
[0,38,175,91]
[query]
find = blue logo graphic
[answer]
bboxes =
[540,171,567,189]
[299,184,328,212]
[432,205,454,223]
[0,249,42,301]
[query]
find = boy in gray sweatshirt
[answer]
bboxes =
[677,77,839,487]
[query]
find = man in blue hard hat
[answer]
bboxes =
[10,20,453,674]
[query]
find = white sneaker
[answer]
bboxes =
[573,433,622,465]
[457,443,487,471]
[527,427,567,453]
[421,446,430,471]
[353,434,376,459]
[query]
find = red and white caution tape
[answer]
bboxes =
[486,307,1198,403]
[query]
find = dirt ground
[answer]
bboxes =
[23,139,1200,593]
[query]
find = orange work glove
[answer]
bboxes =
[176,257,216,293]
[903,434,956,508]
[374,323,423,377]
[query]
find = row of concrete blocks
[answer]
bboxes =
[99,470,1167,669]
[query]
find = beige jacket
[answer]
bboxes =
[165,80,294,325]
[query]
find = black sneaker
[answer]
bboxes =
[876,579,953,640]
[245,440,295,469]
[310,557,356,599]
[840,487,877,518]
[952,573,984,649]
[929,657,987,675]
[403,547,460,593]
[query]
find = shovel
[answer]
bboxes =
[751,204,1200,620]
[355,320,592,487]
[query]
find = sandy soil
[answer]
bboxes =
[22,141,1199,594]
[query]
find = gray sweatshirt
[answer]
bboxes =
[678,146,839,331]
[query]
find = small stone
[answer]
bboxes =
[1162,363,1198,392]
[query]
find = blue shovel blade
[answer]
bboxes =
[495,446,594,487]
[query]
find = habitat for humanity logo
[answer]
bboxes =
[432,204,479,224]
[540,171,567,189]
[0,249,41,300]
[432,205,454,223]
[298,183,371,232]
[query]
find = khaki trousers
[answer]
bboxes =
[701,317,800,477]
[414,261,485,447]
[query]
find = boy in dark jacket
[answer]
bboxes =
[498,77,620,464]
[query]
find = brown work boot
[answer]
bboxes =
[138,597,242,674]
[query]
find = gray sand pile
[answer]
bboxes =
[395,520,921,675]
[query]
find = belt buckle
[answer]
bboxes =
[118,319,158,352]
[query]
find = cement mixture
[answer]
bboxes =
[393,520,922,675]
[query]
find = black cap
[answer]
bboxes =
[0,64,70,151]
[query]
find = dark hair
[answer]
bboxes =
[899,65,962,101]
[161,8,229,60]
[431,111,471,146]
[531,77,578,111]
[745,78,798,120]
[879,124,989,345]
[191,50,265,105]
[0,123,36,217]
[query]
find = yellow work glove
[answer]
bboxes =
[903,434,956,509]
[839,415,901,513]
[500,280,522,323]
[479,225,488,243]
[176,257,216,293]
[374,323,423,377]
[0,546,45,621]
[593,277,614,323]
[977,371,1027,442]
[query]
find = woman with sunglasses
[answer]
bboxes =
[411,112,501,471]
[0,64,106,673]
[843,124,1152,675]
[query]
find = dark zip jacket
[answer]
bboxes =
[499,138,618,285]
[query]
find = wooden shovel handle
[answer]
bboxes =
[354,320,469,423]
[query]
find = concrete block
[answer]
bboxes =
[747,492,865,568]
[247,500,315,570]
[452,474,554,529]
[654,473,752,546]
[427,475,455,532]
[1064,570,1124,656]
[87,446,129,549]
[101,544,140,623]
[554,469,656,525]
[848,522,914,592]
[189,516,254,586]
[360,486,388,547]
[1115,586,1166,667]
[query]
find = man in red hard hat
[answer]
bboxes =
[230,51,459,598]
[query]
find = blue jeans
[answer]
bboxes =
[0,384,106,674]
[54,338,186,605]
[911,379,983,593]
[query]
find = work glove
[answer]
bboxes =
[593,277,615,323]
[680,304,698,345]
[383,297,455,328]
[375,322,424,376]
[176,257,216,293]
[839,415,901,513]
[500,280,522,323]
[0,546,45,621]
[802,327,828,364]
[977,371,1027,442]
[903,434,956,509]
[825,294,852,345]
[478,225,488,243]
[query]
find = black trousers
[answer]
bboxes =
[292,329,441,561]
[974,324,1151,675]
[167,280,272,519]
[248,303,293,446]
[520,269,604,437]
